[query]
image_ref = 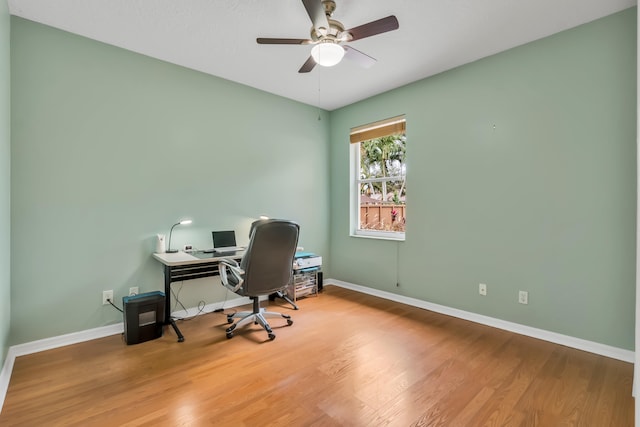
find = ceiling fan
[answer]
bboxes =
[257,0,399,73]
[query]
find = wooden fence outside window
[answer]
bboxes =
[360,204,406,232]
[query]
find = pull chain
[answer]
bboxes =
[317,67,322,121]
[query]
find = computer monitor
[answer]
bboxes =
[212,230,237,250]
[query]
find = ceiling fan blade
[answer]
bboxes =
[346,15,399,41]
[301,0,330,35]
[343,45,376,69]
[298,56,317,73]
[257,38,312,45]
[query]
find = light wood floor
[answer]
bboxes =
[0,286,634,426]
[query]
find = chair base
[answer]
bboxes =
[226,297,293,340]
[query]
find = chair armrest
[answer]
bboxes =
[219,258,245,292]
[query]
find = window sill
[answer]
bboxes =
[351,230,405,241]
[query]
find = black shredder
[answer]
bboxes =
[122,291,165,345]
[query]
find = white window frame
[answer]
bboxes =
[350,117,406,241]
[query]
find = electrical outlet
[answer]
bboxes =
[479,283,487,296]
[519,290,528,305]
[102,290,114,305]
[129,287,139,296]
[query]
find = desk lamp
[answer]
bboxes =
[166,219,192,253]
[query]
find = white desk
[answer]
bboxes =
[152,250,244,265]
[153,250,244,341]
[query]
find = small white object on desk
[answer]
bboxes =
[155,234,166,253]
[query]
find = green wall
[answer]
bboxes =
[0,1,10,364]
[329,9,637,349]
[10,17,330,344]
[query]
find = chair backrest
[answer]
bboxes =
[239,219,300,296]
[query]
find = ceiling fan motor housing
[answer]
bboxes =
[311,18,346,42]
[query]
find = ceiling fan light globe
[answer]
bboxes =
[311,43,345,67]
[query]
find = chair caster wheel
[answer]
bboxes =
[226,332,233,339]
[268,333,276,340]
[287,319,293,326]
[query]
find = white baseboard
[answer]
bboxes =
[10,323,126,359]
[0,347,15,414]
[0,295,256,414]
[326,279,634,363]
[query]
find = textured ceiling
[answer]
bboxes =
[8,0,637,110]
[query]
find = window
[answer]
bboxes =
[350,116,406,240]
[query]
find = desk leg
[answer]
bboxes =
[163,265,185,342]
[269,291,299,310]
[169,318,184,342]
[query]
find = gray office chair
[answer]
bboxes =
[219,219,300,340]
[250,219,300,310]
